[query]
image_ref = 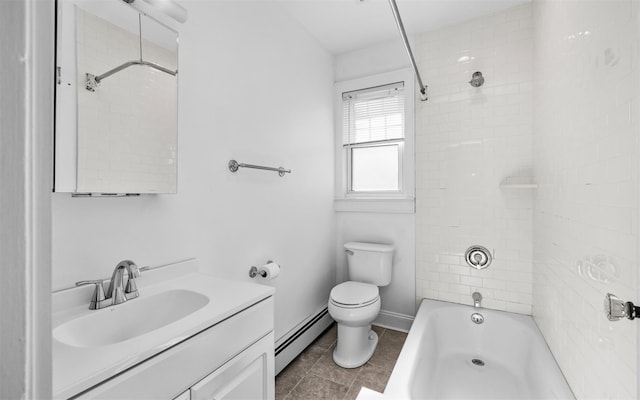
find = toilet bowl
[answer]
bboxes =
[329,281,381,368]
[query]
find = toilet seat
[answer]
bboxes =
[330,281,379,308]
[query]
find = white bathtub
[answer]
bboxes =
[382,299,575,400]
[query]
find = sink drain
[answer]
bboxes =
[471,359,485,366]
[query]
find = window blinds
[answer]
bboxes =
[342,81,405,146]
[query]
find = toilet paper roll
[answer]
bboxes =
[259,262,280,281]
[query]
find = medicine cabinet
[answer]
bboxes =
[54,0,179,194]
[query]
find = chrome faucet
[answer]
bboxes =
[76,260,141,309]
[106,260,140,305]
[472,292,482,308]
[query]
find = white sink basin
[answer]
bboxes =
[54,289,209,347]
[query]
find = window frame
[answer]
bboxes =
[334,69,415,213]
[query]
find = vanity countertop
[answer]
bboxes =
[52,259,275,399]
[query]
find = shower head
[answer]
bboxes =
[469,71,485,87]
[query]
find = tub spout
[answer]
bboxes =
[472,292,482,308]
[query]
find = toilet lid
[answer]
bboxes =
[330,281,379,307]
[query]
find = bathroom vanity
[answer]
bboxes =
[52,260,275,399]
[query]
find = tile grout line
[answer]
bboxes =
[281,344,328,400]
[311,339,359,399]
[308,345,356,392]
[343,369,361,400]
[287,339,337,400]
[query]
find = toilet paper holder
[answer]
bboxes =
[249,260,274,278]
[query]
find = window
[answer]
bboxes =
[343,82,404,193]
[335,69,415,213]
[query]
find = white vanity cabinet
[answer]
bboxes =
[75,297,274,400]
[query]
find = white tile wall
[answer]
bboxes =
[76,8,177,193]
[532,1,638,398]
[415,4,534,313]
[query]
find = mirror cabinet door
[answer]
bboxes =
[55,0,178,194]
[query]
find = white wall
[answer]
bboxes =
[532,1,638,398]
[1,0,54,397]
[334,42,416,324]
[415,4,534,313]
[334,39,409,82]
[52,0,335,343]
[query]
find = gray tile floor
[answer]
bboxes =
[275,324,407,400]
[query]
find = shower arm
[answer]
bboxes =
[388,0,427,101]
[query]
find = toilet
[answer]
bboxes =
[328,241,394,368]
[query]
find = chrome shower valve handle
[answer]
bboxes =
[604,293,640,321]
[465,246,492,270]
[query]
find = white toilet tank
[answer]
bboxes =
[344,242,394,286]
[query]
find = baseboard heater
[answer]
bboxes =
[274,306,333,375]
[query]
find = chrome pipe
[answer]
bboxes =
[388,0,427,101]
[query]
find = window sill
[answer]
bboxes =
[334,198,415,214]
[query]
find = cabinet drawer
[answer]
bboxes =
[75,297,274,399]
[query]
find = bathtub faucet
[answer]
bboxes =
[472,292,482,308]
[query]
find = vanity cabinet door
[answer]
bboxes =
[190,333,274,400]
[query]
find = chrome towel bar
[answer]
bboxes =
[228,159,291,177]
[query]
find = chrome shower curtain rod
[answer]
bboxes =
[89,59,176,83]
[85,14,177,92]
[388,0,428,101]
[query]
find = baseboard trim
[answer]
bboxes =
[373,310,414,333]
